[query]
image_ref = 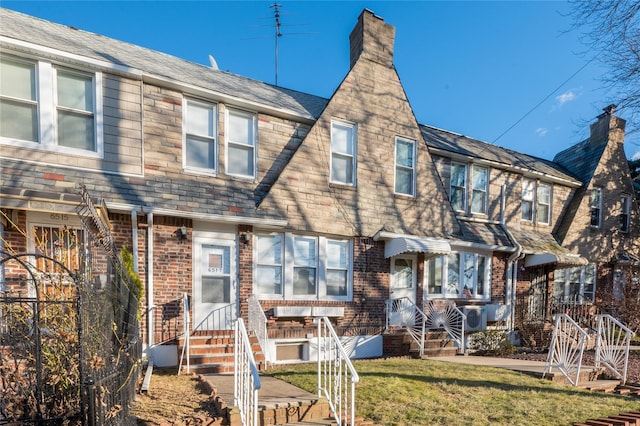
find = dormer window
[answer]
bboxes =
[330,119,356,185]
[590,188,602,228]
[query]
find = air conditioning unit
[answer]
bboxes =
[463,306,487,332]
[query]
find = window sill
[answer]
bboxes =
[329,182,356,190]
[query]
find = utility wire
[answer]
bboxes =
[492,57,596,144]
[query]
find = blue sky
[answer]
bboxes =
[3,0,639,161]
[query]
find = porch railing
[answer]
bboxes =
[247,295,272,367]
[178,292,190,374]
[234,318,261,426]
[386,297,427,357]
[317,316,360,426]
[595,314,635,385]
[424,300,466,354]
[544,314,590,386]
[551,295,598,331]
[193,302,235,331]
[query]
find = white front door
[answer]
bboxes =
[388,255,417,326]
[193,239,236,330]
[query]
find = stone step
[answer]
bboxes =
[574,412,640,426]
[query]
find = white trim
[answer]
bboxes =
[330,118,357,186]
[394,137,416,197]
[225,107,257,179]
[384,236,450,258]
[183,97,218,175]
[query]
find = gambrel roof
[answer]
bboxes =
[0,8,328,121]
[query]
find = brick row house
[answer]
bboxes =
[1,8,638,366]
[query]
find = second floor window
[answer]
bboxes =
[330,120,356,185]
[226,108,257,178]
[1,56,102,155]
[590,188,602,227]
[395,137,416,196]
[620,195,631,233]
[522,178,535,221]
[537,183,551,224]
[184,99,217,173]
[471,166,488,214]
[450,162,467,212]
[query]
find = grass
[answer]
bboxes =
[268,359,640,426]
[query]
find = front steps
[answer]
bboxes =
[383,329,459,358]
[178,330,265,374]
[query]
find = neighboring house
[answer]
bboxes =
[1,7,637,367]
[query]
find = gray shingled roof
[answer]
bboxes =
[0,8,328,121]
[420,124,580,183]
[553,138,605,184]
[457,220,514,250]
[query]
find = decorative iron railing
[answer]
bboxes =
[247,295,271,367]
[544,314,590,386]
[234,318,261,426]
[595,314,635,385]
[551,295,598,331]
[317,316,359,426]
[424,300,466,354]
[386,297,426,357]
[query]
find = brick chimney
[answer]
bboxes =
[589,104,626,147]
[349,9,395,69]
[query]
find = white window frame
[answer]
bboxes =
[330,119,357,186]
[590,188,602,228]
[254,233,352,301]
[0,56,103,157]
[183,97,218,175]
[394,137,416,196]
[254,233,284,297]
[450,162,467,212]
[521,178,535,221]
[537,182,552,225]
[225,108,257,179]
[554,264,596,304]
[424,251,491,301]
[620,194,631,233]
[470,165,488,214]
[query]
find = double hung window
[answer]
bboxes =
[395,137,416,196]
[226,108,257,178]
[330,120,356,185]
[184,98,217,173]
[522,178,552,224]
[620,195,631,233]
[537,183,551,224]
[521,178,535,221]
[554,264,596,303]
[590,188,602,228]
[1,56,102,155]
[471,166,488,214]
[450,163,467,212]
[254,233,351,300]
[425,251,490,300]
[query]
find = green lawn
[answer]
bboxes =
[268,359,640,426]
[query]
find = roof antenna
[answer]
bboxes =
[270,3,283,86]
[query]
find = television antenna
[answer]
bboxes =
[271,3,283,86]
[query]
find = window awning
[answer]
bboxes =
[384,237,451,258]
[524,253,588,268]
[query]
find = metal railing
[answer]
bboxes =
[424,300,466,354]
[595,314,635,385]
[551,295,598,331]
[317,317,359,426]
[178,293,190,374]
[192,302,235,331]
[247,295,272,367]
[544,314,590,386]
[386,297,426,357]
[234,318,261,426]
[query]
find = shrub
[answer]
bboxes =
[468,330,516,356]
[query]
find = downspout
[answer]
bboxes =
[147,212,154,359]
[500,185,524,333]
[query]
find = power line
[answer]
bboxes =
[492,57,596,144]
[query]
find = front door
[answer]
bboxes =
[388,255,417,326]
[193,239,236,330]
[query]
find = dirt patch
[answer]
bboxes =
[130,369,227,425]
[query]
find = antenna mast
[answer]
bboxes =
[271,3,283,86]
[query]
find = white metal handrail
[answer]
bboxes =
[317,316,360,426]
[386,297,427,357]
[193,302,235,331]
[544,314,590,386]
[247,295,272,367]
[234,318,261,426]
[177,292,190,374]
[424,300,466,354]
[595,314,635,385]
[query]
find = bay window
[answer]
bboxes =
[254,233,352,300]
[426,251,491,300]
